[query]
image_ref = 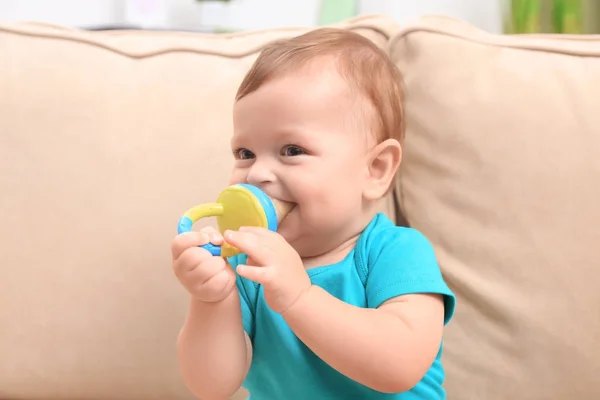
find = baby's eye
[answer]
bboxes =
[281,145,306,157]
[233,148,255,160]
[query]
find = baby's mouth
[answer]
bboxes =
[271,198,295,225]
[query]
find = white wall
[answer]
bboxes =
[197,0,322,31]
[0,0,503,33]
[0,0,124,27]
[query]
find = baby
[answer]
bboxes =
[171,28,455,400]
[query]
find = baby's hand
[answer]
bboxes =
[224,227,311,314]
[171,227,237,303]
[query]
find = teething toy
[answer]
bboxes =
[177,184,293,257]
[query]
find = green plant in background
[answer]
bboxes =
[318,0,356,25]
[507,0,587,33]
[509,0,543,33]
[552,0,584,33]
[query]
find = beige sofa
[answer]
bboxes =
[1,14,599,400]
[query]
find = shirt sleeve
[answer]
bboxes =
[364,226,456,325]
[227,254,257,339]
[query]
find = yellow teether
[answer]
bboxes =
[177,184,292,257]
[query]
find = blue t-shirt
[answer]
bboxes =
[228,213,456,400]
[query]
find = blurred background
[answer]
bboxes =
[0,0,598,34]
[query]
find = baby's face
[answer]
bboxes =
[230,66,373,258]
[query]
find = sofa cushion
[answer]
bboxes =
[0,15,399,400]
[389,15,600,400]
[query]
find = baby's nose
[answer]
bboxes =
[246,160,276,186]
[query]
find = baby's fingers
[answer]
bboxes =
[195,266,237,302]
[171,231,210,261]
[201,226,224,245]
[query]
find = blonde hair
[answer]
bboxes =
[235,28,405,143]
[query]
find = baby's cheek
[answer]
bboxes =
[314,196,349,221]
[228,169,246,185]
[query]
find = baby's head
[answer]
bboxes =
[230,28,404,258]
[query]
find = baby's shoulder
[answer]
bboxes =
[359,213,433,256]
[353,214,438,284]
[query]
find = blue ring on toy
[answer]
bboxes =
[177,215,221,255]
[177,216,193,235]
[200,243,221,256]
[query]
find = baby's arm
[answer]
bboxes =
[172,231,252,399]
[283,290,444,393]
[177,293,251,400]
[283,228,453,393]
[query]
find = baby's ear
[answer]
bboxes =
[363,138,402,201]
